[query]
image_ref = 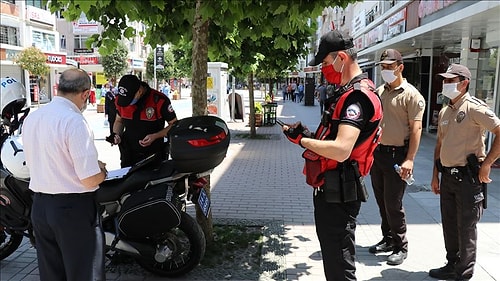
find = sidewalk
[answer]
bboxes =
[1,90,498,281]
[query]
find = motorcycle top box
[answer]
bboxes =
[169,116,230,173]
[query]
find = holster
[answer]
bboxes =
[321,161,368,203]
[466,154,487,209]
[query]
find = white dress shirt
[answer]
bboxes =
[22,96,101,194]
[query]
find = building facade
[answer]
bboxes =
[310,0,499,148]
[1,0,148,106]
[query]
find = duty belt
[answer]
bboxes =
[442,166,468,182]
[376,144,407,153]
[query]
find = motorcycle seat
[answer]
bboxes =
[96,160,177,202]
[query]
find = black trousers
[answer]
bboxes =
[440,172,483,279]
[369,147,409,252]
[314,190,361,281]
[31,192,105,281]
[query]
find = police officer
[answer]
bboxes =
[430,64,500,281]
[368,49,426,265]
[111,75,178,167]
[282,30,383,281]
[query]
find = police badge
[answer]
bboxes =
[146,107,155,119]
[456,111,465,123]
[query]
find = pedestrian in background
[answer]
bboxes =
[315,81,327,114]
[429,64,500,281]
[22,68,108,281]
[282,30,383,281]
[110,74,178,167]
[297,82,305,103]
[104,86,117,134]
[368,49,426,265]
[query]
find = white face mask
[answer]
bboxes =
[381,69,397,84]
[442,82,461,100]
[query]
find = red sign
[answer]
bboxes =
[75,56,99,65]
[45,53,66,65]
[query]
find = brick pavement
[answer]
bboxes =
[1,89,498,281]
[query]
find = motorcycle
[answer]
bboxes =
[0,109,230,277]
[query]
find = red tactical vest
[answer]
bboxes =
[302,78,383,187]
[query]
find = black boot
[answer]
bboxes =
[429,263,456,279]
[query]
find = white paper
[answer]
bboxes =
[105,167,131,180]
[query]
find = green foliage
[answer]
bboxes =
[254,102,263,114]
[14,46,50,76]
[101,42,128,81]
[145,43,191,81]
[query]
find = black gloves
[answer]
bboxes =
[283,123,312,148]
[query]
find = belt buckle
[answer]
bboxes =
[450,168,459,175]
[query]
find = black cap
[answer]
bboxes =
[116,75,140,106]
[308,30,354,66]
[377,49,403,65]
[437,64,471,79]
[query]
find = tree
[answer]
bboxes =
[49,0,357,243]
[14,46,50,105]
[101,41,128,84]
[14,46,50,77]
[145,45,189,84]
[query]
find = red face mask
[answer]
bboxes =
[322,56,343,85]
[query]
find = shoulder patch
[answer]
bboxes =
[345,104,361,120]
[485,109,496,117]
[418,100,425,109]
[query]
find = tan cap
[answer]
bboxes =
[377,49,403,65]
[438,64,471,79]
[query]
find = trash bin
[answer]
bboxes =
[262,102,277,126]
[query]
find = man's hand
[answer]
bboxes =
[283,122,310,148]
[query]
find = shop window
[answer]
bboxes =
[0,25,19,46]
[74,34,90,49]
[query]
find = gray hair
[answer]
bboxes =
[57,68,90,95]
[329,47,358,61]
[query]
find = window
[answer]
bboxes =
[25,0,45,10]
[0,25,19,46]
[60,34,66,50]
[74,34,90,49]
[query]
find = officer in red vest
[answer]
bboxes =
[110,75,177,167]
[281,30,383,281]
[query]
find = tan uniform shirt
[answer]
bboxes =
[438,93,500,167]
[376,79,426,146]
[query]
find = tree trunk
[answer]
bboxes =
[248,72,256,137]
[191,0,213,244]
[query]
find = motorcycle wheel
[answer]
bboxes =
[136,212,206,277]
[0,226,23,260]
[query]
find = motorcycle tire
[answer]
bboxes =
[136,212,206,277]
[0,227,23,260]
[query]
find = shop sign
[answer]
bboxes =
[45,53,66,65]
[418,0,457,19]
[74,56,99,65]
[4,49,20,61]
[352,10,366,35]
[384,8,406,40]
[354,36,364,50]
[132,59,143,68]
[26,5,55,26]
[365,25,383,47]
[66,59,78,67]
[74,48,94,54]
